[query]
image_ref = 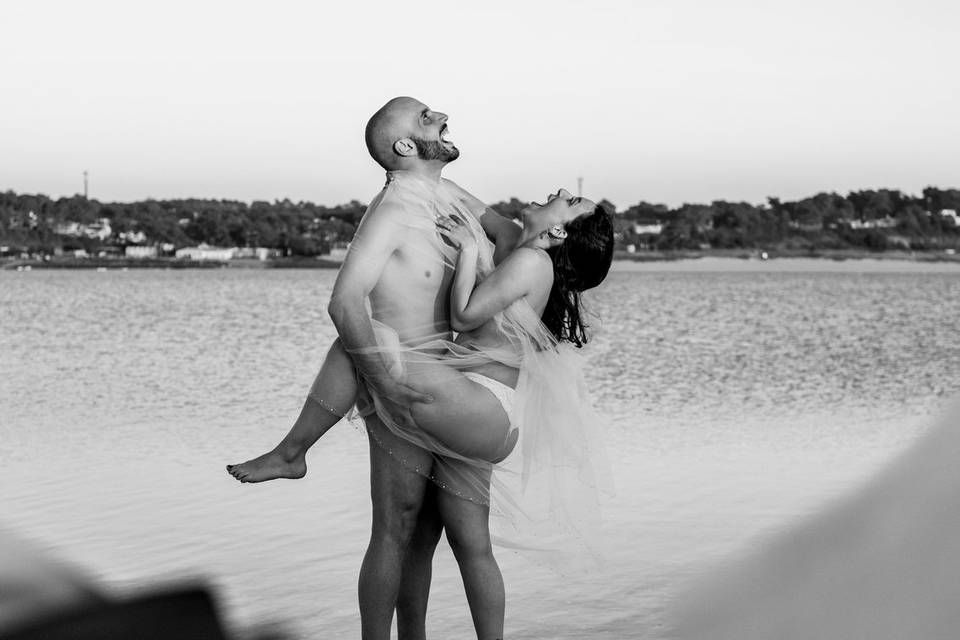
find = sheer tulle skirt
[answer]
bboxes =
[342,318,613,569]
[337,170,613,567]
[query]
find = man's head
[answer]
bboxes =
[364,97,459,171]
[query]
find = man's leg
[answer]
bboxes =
[396,483,443,640]
[360,416,435,640]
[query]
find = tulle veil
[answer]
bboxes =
[320,170,613,567]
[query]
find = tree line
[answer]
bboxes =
[607,187,960,252]
[0,193,367,256]
[2,187,959,256]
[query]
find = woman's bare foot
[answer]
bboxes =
[226,447,307,483]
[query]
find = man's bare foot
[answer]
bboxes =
[226,448,307,483]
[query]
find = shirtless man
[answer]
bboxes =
[329,97,518,640]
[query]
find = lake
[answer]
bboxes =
[2,260,959,639]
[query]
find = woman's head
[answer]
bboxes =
[535,195,615,347]
[520,188,596,234]
[550,204,615,290]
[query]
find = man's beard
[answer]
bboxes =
[411,137,460,162]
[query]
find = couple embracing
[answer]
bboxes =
[228,96,614,640]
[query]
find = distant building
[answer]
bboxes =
[55,221,82,236]
[175,244,237,261]
[126,245,158,259]
[118,230,147,244]
[234,247,278,261]
[54,218,113,240]
[938,209,959,226]
[83,218,112,240]
[632,223,663,235]
[846,217,896,230]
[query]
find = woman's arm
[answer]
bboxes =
[449,239,482,332]
[437,214,551,332]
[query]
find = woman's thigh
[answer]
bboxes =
[404,361,512,462]
[307,338,359,414]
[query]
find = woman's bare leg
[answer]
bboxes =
[435,466,504,640]
[227,338,357,482]
[406,363,513,463]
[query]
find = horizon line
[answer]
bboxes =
[4,184,958,213]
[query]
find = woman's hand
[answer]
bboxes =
[436,214,477,251]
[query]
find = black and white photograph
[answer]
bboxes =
[2,1,959,638]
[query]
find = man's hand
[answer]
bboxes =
[363,372,433,429]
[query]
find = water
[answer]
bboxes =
[2,261,959,639]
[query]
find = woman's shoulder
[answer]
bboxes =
[504,246,552,270]
[495,247,554,292]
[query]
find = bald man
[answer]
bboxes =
[328,97,519,640]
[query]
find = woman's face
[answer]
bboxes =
[521,189,597,237]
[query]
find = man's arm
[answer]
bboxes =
[478,206,522,265]
[328,204,431,405]
[446,180,521,264]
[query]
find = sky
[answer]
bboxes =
[1,0,958,209]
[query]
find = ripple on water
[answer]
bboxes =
[1,268,957,638]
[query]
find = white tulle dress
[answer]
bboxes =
[316,170,612,566]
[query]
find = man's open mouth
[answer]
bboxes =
[440,125,453,144]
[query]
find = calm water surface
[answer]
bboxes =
[2,261,959,639]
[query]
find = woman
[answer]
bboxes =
[228,187,614,637]
[228,188,610,477]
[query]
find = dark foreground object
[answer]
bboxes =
[3,586,229,640]
[671,400,960,639]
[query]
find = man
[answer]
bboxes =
[328,97,518,640]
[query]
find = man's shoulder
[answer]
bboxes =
[354,195,409,241]
[361,190,405,221]
[441,178,481,203]
[441,176,464,191]
[442,179,491,224]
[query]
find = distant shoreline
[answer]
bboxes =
[613,248,960,263]
[3,249,960,271]
[0,256,345,270]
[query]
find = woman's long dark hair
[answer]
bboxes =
[542,205,615,347]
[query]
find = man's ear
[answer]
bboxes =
[393,138,417,158]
